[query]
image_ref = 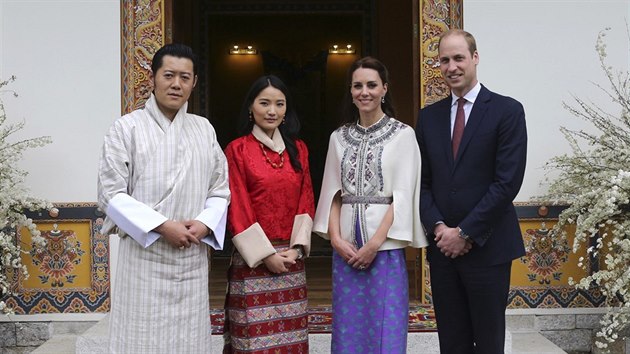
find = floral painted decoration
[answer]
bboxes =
[0,76,52,315]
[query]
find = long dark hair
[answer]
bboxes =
[238,75,302,172]
[340,56,396,125]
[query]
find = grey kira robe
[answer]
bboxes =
[98,94,230,354]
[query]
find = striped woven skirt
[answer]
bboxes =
[109,236,212,354]
[224,244,309,353]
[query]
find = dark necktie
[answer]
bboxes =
[452,97,466,158]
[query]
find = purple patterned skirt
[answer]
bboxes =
[331,245,409,353]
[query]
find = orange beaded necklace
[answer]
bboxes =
[259,142,284,168]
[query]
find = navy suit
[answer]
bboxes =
[416,85,527,354]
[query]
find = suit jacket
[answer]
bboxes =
[416,85,527,266]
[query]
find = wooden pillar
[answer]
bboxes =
[120,0,168,114]
[419,0,463,107]
[418,0,463,303]
[119,0,464,305]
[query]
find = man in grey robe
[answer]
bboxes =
[98,43,229,353]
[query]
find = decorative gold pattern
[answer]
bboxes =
[115,0,603,310]
[508,219,602,308]
[27,224,88,289]
[419,0,463,107]
[422,211,604,308]
[419,0,462,303]
[520,223,571,285]
[121,0,165,114]
[5,204,110,314]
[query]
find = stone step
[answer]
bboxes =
[511,332,567,354]
[31,334,78,354]
[35,317,573,354]
[73,315,514,354]
[37,331,571,354]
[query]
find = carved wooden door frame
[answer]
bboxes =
[120,0,463,303]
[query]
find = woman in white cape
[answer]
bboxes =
[313,56,427,353]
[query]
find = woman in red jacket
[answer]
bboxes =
[223,75,315,353]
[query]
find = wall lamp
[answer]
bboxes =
[329,44,355,54]
[229,45,258,55]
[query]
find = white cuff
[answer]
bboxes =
[290,214,313,257]
[195,197,229,250]
[231,223,276,268]
[106,193,167,248]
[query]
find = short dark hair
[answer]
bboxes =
[151,43,198,75]
[341,56,396,125]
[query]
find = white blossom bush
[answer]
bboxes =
[0,76,51,315]
[543,28,630,350]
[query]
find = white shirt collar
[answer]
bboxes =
[451,82,482,106]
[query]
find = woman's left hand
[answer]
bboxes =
[277,249,299,263]
[347,242,378,270]
[347,205,391,270]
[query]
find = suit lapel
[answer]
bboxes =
[453,86,491,164]
[436,97,455,168]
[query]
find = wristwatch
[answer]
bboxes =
[293,246,304,260]
[458,227,471,241]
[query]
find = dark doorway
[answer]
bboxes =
[171,0,421,304]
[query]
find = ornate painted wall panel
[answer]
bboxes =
[121,0,165,114]
[422,205,606,308]
[5,204,110,314]
[508,207,605,308]
[415,0,602,309]
[106,0,603,312]
[419,0,462,107]
[418,0,463,303]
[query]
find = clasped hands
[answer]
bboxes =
[434,224,472,258]
[263,249,301,274]
[155,220,210,249]
[331,237,377,271]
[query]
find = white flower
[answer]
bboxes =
[0,76,51,315]
[540,27,630,347]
